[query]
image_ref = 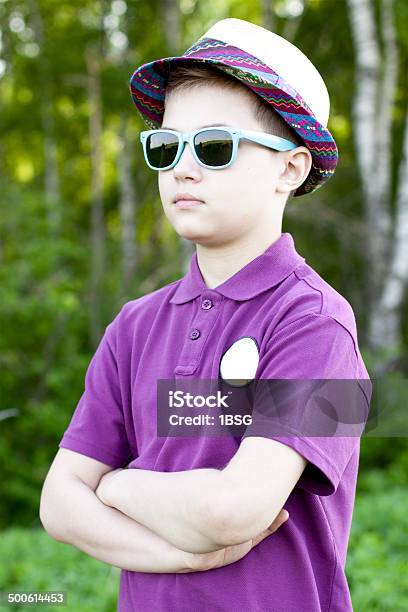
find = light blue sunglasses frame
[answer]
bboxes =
[139,125,298,171]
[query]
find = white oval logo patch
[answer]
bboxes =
[219,337,260,387]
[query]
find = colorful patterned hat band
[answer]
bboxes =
[129,18,338,197]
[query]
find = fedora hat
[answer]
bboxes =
[129,17,338,197]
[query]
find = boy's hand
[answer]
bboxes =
[178,508,290,573]
[95,468,123,505]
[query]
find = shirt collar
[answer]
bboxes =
[169,232,306,304]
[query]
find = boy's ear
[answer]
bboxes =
[276,148,312,195]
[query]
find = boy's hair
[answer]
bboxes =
[164,61,306,200]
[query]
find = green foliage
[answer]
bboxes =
[0,528,119,611]
[347,474,408,611]
[0,184,92,527]
[1,0,408,604]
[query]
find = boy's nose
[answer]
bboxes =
[173,142,202,178]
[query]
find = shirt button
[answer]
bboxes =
[190,328,201,340]
[201,299,213,310]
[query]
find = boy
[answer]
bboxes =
[40,18,372,611]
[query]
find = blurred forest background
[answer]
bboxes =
[1,0,408,609]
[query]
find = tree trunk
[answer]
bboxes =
[32,0,61,237]
[160,0,181,52]
[118,114,138,301]
[369,107,408,354]
[261,0,275,32]
[347,0,401,363]
[85,45,105,347]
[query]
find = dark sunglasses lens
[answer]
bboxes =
[194,129,233,166]
[146,132,179,168]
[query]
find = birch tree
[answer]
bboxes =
[106,0,139,302]
[347,0,407,368]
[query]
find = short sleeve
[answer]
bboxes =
[242,313,372,496]
[58,316,133,469]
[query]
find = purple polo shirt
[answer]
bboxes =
[58,232,371,612]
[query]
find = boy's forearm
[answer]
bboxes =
[40,475,190,573]
[102,467,229,554]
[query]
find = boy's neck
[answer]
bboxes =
[195,229,282,290]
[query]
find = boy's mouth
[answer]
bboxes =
[175,200,206,209]
[174,192,206,209]
[174,192,205,203]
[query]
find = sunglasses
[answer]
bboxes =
[140,126,297,171]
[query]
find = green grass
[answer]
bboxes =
[346,473,408,611]
[0,529,119,611]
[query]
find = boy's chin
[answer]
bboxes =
[171,220,232,246]
[176,230,210,244]
[179,233,232,249]
[173,224,211,242]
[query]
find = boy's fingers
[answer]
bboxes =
[206,509,291,569]
[251,509,290,547]
[268,508,289,530]
[276,509,290,524]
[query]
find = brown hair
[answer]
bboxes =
[165,61,305,199]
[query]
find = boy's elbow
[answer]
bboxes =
[40,519,65,543]
[39,498,57,540]
[204,494,251,547]
[39,487,67,543]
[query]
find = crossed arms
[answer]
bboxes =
[95,436,307,553]
[40,436,306,573]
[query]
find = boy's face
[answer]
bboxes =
[159,83,296,248]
